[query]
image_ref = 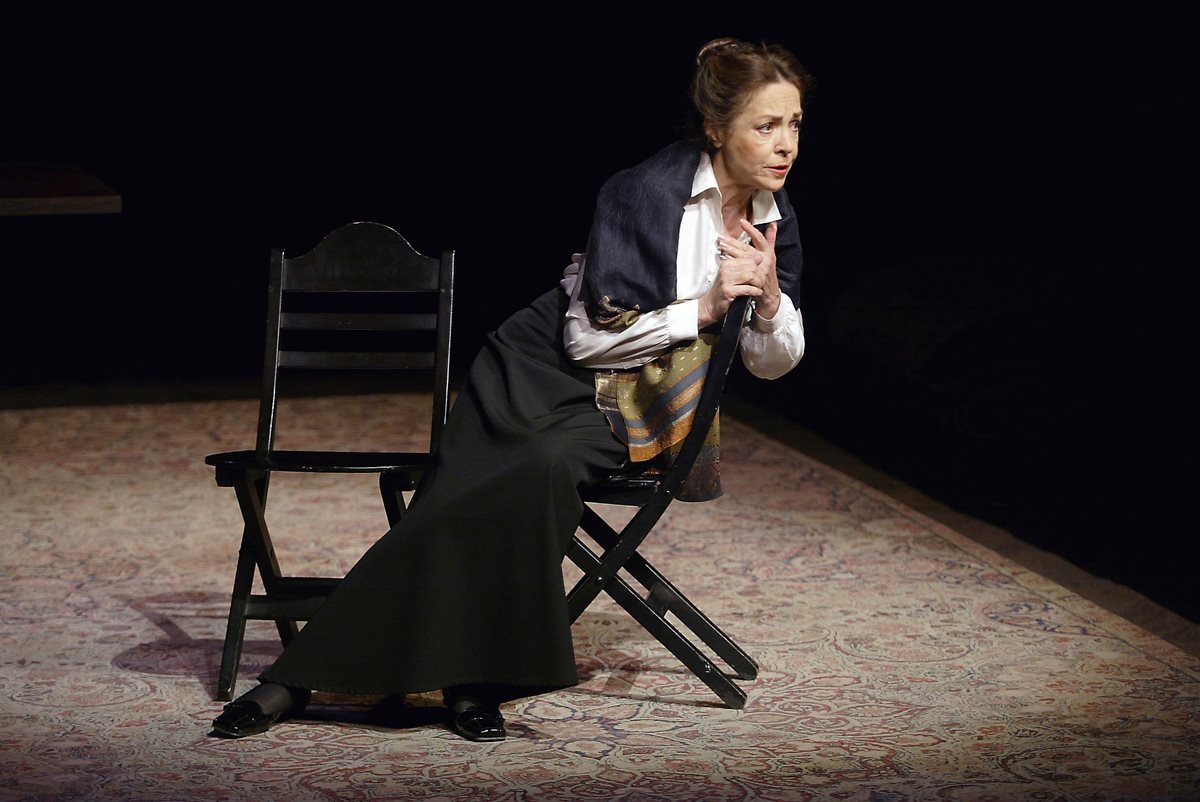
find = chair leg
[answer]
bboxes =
[274,616,301,646]
[573,508,758,680]
[216,543,257,701]
[565,506,624,620]
[232,474,288,596]
[642,573,758,681]
[568,537,748,709]
[216,468,405,701]
[379,471,409,528]
[220,472,300,695]
[565,502,670,619]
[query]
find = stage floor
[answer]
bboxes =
[2,391,1198,799]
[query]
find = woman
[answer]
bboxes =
[212,37,812,742]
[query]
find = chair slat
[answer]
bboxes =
[278,351,436,370]
[280,312,438,331]
[286,254,439,291]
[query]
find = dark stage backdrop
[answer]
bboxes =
[3,10,1191,619]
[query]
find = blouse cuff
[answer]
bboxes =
[666,298,700,343]
[750,296,794,332]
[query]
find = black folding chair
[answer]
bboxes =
[566,296,758,709]
[204,221,454,701]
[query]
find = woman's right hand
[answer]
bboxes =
[697,225,773,328]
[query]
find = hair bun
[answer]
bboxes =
[696,37,750,65]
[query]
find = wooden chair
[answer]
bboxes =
[204,221,454,701]
[567,296,758,709]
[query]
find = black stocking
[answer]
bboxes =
[236,682,310,715]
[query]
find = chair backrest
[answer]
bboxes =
[657,294,750,498]
[254,221,454,459]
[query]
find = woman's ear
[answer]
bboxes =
[705,124,722,149]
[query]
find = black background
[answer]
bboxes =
[3,9,1193,619]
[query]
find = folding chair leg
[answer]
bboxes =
[231,474,288,596]
[216,543,257,701]
[214,469,411,702]
[572,507,758,680]
[566,501,669,617]
[379,471,409,527]
[630,558,758,681]
[568,537,748,709]
[216,472,300,699]
[565,506,627,620]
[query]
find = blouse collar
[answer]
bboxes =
[691,152,784,227]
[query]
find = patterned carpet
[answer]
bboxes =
[2,394,1198,801]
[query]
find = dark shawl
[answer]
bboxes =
[581,140,803,323]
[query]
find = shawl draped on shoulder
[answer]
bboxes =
[581,140,803,322]
[580,141,804,501]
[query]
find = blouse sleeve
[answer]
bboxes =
[562,255,805,376]
[738,295,805,380]
[561,256,700,369]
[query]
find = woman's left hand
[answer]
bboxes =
[718,220,782,320]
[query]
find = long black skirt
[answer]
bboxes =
[258,288,627,699]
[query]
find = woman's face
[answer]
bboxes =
[709,80,803,196]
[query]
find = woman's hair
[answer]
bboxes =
[690,37,814,153]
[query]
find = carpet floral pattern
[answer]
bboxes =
[1,395,1198,801]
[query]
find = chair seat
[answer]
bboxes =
[205,449,430,474]
[582,473,665,506]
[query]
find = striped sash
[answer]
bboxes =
[594,333,721,501]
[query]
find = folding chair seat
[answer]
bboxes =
[204,221,454,701]
[566,296,759,709]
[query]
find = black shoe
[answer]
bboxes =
[211,699,281,738]
[449,703,506,742]
[211,684,308,738]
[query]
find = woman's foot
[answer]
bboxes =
[211,683,309,738]
[444,685,506,742]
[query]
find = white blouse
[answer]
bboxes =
[560,152,805,380]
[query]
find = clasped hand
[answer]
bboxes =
[697,219,782,328]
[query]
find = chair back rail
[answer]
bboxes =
[255,221,454,460]
[649,294,749,501]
